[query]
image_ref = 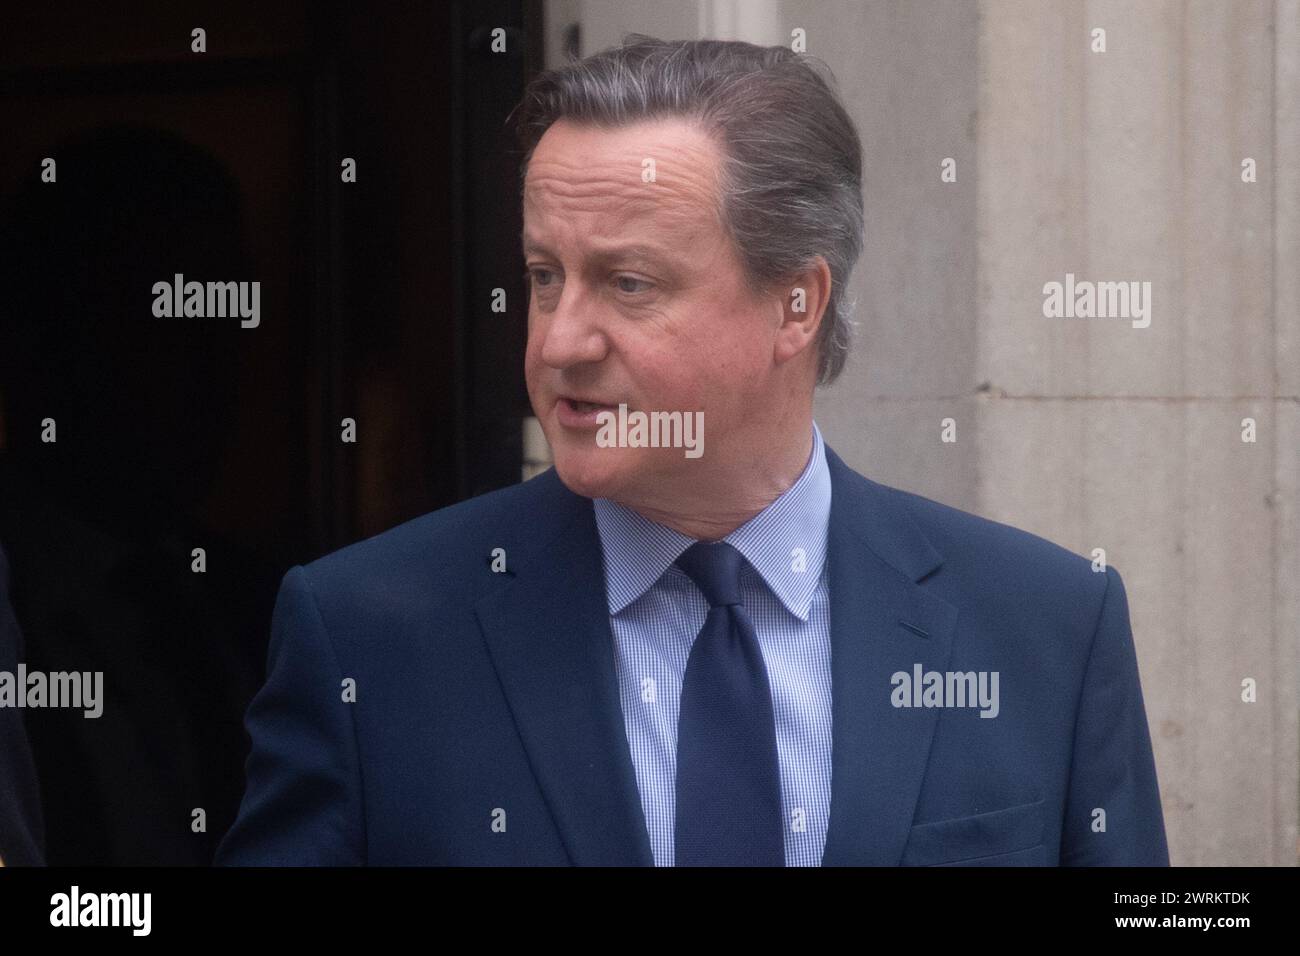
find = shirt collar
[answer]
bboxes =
[592,420,831,621]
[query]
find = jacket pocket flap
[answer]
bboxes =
[901,797,1045,866]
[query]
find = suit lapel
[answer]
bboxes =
[820,445,959,865]
[474,475,653,866]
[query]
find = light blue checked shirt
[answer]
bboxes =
[592,420,833,866]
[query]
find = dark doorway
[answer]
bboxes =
[0,0,541,865]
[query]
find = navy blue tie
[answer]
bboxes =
[673,540,784,866]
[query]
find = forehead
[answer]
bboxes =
[522,117,722,248]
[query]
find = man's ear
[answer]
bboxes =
[772,255,832,367]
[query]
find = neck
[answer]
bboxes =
[621,419,815,541]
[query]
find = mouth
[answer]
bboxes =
[555,395,620,429]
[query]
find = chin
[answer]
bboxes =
[550,443,640,500]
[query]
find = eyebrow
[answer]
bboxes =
[520,235,680,265]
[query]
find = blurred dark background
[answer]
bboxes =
[0,0,544,864]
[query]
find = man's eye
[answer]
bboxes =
[615,275,652,295]
[527,268,558,287]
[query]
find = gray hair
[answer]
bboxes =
[510,34,864,387]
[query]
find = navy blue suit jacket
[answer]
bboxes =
[216,445,1169,866]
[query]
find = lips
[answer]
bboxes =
[555,395,621,429]
[559,395,618,411]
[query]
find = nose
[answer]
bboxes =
[536,280,610,370]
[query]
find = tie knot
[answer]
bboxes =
[674,541,746,608]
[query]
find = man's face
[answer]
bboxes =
[522,117,792,505]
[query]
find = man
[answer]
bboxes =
[0,541,46,867]
[217,36,1168,866]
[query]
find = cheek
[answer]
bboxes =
[523,317,545,375]
[618,310,751,406]
[689,319,761,380]
[631,350,711,412]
